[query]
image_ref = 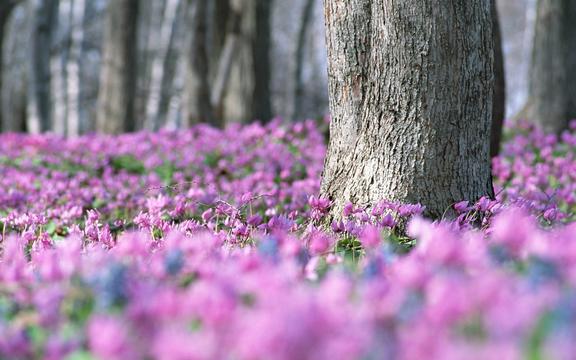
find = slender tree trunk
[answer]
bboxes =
[222,0,273,124]
[210,0,230,72]
[292,0,315,121]
[145,0,181,130]
[27,0,59,134]
[1,3,29,133]
[66,0,86,137]
[251,0,272,123]
[184,0,216,126]
[221,0,252,123]
[321,0,495,219]
[491,0,506,157]
[525,0,576,134]
[210,0,241,122]
[97,0,140,134]
[51,0,70,136]
[157,3,185,129]
[166,55,184,129]
[0,0,17,132]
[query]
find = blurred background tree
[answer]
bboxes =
[0,0,570,137]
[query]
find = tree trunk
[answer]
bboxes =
[97,0,140,134]
[292,0,315,121]
[145,0,181,130]
[184,0,216,126]
[50,0,71,136]
[321,0,495,219]
[1,3,29,133]
[251,0,272,123]
[0,0,17,132]
[222,0,272,124]
[210,0,230,72]
[491,0,506,157]
[526,0,576,134]
[27,0,59,134]
[66,0,86,137]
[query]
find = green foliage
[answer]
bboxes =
[203,152,221,168]
[110,155,146,174]
[155,161,176,186]
[525,313,553,360]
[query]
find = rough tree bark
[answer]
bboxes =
[525,0,576,134]
[97,0,140,134]
[491,0,505,157]
[321,0,495,219]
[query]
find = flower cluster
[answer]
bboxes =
[0,119,574,359]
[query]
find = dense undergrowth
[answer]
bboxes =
[0,119,575,359]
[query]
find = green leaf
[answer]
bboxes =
[45,221,57,235]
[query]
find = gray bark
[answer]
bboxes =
[145,0,181,130]
[321,0,495,219]
[526,0,576,134]
[491,0,505,157]
[50,0,71,136]
[292,0,315,121]
[209,0,230,72]
[156,1,186,129]
[184,0,216,126]
[28,0,59,133]
[66,0,86,137]
[0,0,17,131]
[251,0,272,123]
[97,0,139,134]
[1,3,29,133]
[222,0,272,124]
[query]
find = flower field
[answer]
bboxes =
[1,119,576,359]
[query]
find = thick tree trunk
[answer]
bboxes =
[526,0,576,134]
[97,0,140,134]
[491,0,506,157]
[184,0,216,126]
[321,0,495,219]
[292,0,315,122]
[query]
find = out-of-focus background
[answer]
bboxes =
[0,0,535,136]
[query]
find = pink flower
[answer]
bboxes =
[88,316,135,360]
[360,225,382,249]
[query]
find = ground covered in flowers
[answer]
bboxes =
[1,119,576,359]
